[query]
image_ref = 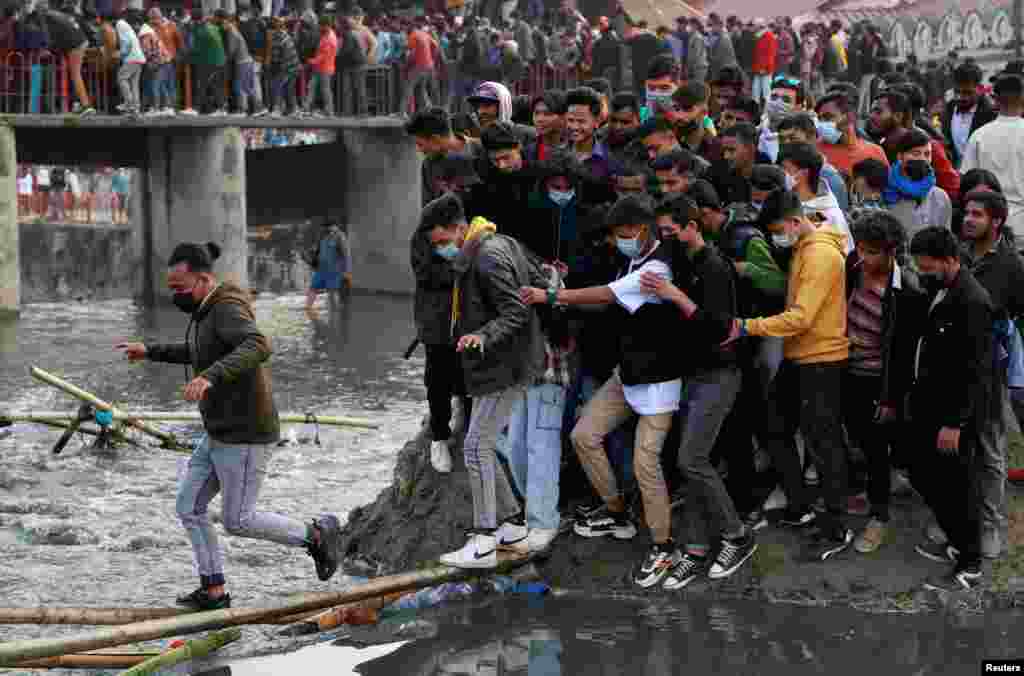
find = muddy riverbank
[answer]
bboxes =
[338,428,1024,614]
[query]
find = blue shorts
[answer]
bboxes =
[310,271,342,291]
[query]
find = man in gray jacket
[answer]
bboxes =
[686,18,708,86]
[423,194,545,569]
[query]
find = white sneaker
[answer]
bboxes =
[180,108,199,116]
[804,463,819,486]
[508,528,558,555]
[430,439,452,473]
[495,515,528,550]
[762,485,788,512]
[440,532,497,569]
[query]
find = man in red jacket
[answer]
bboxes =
[750,20,777,106]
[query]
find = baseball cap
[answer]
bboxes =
[468,82,502,104]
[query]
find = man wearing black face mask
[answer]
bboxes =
[116,242,343,610]
[907,226,997,592]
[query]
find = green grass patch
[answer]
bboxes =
[891,591,916,610]
[1009,429,1024,471]
[752,543,787,578]
[991,492,1024,593]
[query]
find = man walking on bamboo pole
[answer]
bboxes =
[115,242,342,611]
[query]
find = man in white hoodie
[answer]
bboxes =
[778,142,853,255]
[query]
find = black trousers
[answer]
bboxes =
[907,424,983,570]
[764,360,849,536]
[713,368,777,516]
[843,372,895,521]
[192,64,226,113]
[424,344,471,442]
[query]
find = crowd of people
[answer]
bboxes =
[0,0,952,120]
[403,12,1024,596]
[17,165,132,224]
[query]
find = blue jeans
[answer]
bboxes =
[752,73,772,104]
[497,384,565,530]
[564,371,636,491]
[176,436,308,588]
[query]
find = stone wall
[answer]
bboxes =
[18,222,140,303]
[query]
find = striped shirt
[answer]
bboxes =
[848,284,884,376]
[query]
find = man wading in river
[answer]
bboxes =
[116,242,342,610]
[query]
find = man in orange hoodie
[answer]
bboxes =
[303,16,337,117]
[750,20,777,106]
[726,188,853,563]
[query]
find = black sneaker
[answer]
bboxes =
[804,528,853,562]
[778,508,817,527]
[307,514,342,581]
[663,552,708,591]
[915,540,959,564]
[709,535,758,579]
[573,510,637,540]
[175,588,231,610]
[574,498,606,522]
[634,542,682,588]
[743,510,769,533]
[923,567,982,592]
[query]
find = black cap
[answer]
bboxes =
[993,73,1024,98]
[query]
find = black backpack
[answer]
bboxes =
[240,17,268,53]
[337,27,365,67]
[297,23,319,62]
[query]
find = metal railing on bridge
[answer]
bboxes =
[0,50,581,118]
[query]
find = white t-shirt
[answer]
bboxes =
[17,175,32,195]
[36,168,49,187]
[67,171,80,196]
[961,116,1024,242]
[607,243,683,415]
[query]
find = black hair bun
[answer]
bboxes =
[205,242,222,262]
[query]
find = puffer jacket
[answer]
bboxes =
[411,227,456,346]
[452,222,546,397]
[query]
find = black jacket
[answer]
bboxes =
[941,96,998,167]
[845,256,928,412]
[410,228,456,347]
[671,242,738,373]
[591,31,622,77]
[966,236,1024,322]
[146,285,280,445]
[910,267,997,432]
[452,230,546,397]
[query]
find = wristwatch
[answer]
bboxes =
[547,288,558,305]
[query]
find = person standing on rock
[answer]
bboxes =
[422,195,545,569]
[411,194,472,474]
[116,241,342,610]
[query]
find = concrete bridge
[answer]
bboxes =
[0,115,422,315]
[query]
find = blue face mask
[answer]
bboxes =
[816,120,842,144]
[548,189,575,206]
[434,243,460,260]
[616,236,641,259]
[646,89,675,112]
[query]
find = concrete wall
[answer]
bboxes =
[18,223,139,303]
[337,126,421,296]
[248,224,316,294]
[0,127,16,315]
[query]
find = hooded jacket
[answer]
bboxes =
[145,284,279,445]
[746,225,849,364]
[452,218,546,396]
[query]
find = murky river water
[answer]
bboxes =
[1,294,1023,675]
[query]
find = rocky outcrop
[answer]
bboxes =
[337,425,478,576]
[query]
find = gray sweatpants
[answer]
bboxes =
[176,435,308,587]
[463,385,524,530]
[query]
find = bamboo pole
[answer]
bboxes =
[14,652,157,669]
[0,606,322,626]
[3,411,379,430]
[0,559,531,665]
[29,367,182,449]
[118,628,241,676]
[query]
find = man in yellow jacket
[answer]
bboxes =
[726,188,852,563]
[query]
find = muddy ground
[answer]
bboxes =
[337,426,1024,614]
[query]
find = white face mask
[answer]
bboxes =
[784,173,797,191]
[771,230,799,248]
[548,189,576,206]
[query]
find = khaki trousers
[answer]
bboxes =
[570,372,674,542]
